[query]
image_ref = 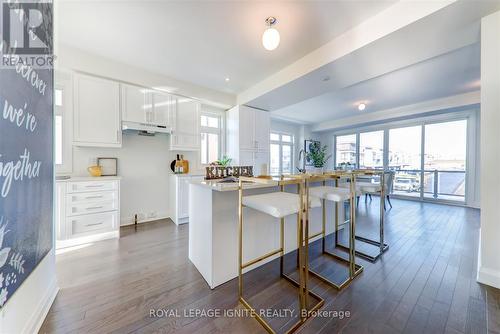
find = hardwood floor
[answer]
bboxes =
[40,199,498,334]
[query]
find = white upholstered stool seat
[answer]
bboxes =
[309,186,352,202]
[243,192,321,219]
[358,183,382,194]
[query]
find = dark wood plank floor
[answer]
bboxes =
[40,199,499,334]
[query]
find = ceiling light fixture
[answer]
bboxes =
[225,77,230,82]
[358,103,366,111]
[262,17,280,51]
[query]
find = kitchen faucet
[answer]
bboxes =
[297,149,306,173]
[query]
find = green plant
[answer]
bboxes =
[215,155,232,167]
[306,142,331,168]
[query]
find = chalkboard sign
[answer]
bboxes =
[0,2,53,308]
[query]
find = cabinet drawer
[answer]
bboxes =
[68,191,117,204]
[67,200,118,216]
[70,211,117,236]
[68,181,118,193]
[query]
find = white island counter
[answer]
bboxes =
[188,179,343,289]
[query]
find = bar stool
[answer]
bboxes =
[336,170,390,262]
[306,173,363,290]
[238,176,324,334]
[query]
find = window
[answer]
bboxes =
[335,134,356,167]
[55,74,73,174]
[359,131,384,169]
[200,112,223,164]
[270,132,294,175]
[423,120,467,201]
[388,125,422,198]
[333,117,470,203]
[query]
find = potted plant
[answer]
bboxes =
[306,142,331,172]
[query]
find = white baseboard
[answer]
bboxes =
[23,273,59,334]
[477,266,500,289]
[120,215,170,227]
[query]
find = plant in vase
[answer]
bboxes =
[306,142,331,172]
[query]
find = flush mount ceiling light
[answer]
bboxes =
[358,103,366,111]
[262,17,280,51]
[225,77,230,82]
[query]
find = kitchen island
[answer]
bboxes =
[188,179,344,289]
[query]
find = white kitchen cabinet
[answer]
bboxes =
[73,74,121,147]
[169,174,204,225]
[226,105,270,174]
[170,98,200,151]
[121,84,175,129]
[152,91,175,127]
[56,177,121,249]
[121,84,147,124]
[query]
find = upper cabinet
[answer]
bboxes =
[121,84,175,129]
[121,84,147,124]
[226,105,270,171]
[170,98,200,151]
[73,74,121,148]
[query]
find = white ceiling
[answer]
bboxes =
[270,43,480,124]
[56,0,396,94]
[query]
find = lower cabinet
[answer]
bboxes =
[56,178,121,249]
[169,174,204,225]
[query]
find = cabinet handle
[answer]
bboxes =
[86,206,104,210]
[85,195,103,199]
[85,184,104,188]
[86,222,104,227]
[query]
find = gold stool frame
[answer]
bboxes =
[295,172,363,290]
[334,170,389,262]
[238,176,324,334]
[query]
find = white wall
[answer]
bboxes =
[72,133,202,225]
[478,10,500,289]
[0,250,58,334]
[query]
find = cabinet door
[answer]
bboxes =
[238,150,255,167]
[254,110,270,152]
[171,98,200,150]
[55,182,66,241]
[74,74,121,147]
[239,107,256,151]
[254,151,270,175]
[152,91,173,127]
[178,178,190,219]
[121,84,146,124]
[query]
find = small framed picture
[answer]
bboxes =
[97,157,118,176]
[304,140,320,166]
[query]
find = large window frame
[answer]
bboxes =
[332,111,476,205]
[200,109,225,165]
[270,132,294,175]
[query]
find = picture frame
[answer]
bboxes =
[304,140,320,166]
[97,157,118,176]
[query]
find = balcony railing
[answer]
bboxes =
[390,169,465,202]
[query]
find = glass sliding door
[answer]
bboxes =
[359,131,384,169]
[388,126,422,198]
[423,120,467,202]
[336,134,357,168]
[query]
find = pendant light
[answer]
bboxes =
[262,17,280,51]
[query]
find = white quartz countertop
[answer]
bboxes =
[190,179,276,192]
[55,175,122,182]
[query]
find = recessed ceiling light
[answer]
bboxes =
[225,78,230,82]
[358,103,366,111]
[262,17,280,51]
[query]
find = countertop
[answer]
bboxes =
[189,179,277,192]
[55,176,122,182]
